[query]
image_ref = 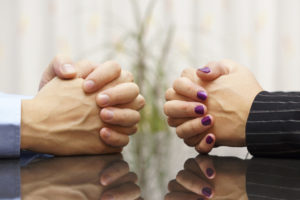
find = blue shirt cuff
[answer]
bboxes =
[0,93,32,158]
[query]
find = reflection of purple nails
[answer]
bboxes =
[206,168,214,177]
[197,91,207,100]
[202,187,212,197]
[195,105,204,115]
[202,116,211,126]
[198,66,211,73]
[206,135,213,144]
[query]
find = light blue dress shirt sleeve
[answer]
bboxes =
[0,93,32,158]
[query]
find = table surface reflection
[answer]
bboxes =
[0,151,299,200]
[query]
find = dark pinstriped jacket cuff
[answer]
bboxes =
[246,158,300,199]
[246,91,300,158]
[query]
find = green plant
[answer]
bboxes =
[79,0,175,198]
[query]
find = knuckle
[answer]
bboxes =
[106,60,121,72]
[165,88,174,101]
[181,103,190,114]
[181,68,189,76]
[167,118,175,126]
[123,137,130,146]
[138,95,146,108]
[172,78,182,89]
[130,83,140,94]
[185,84,194,94]
[131,125,138,134]
[180,68,193,77]
[184,139,195,147]
[190,120,200,133]
[135,112,141,123]
[126,71,134,82]
[175,127,184,138]
[163,103,170,115]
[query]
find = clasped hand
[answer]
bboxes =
[21,56,145,155]
[164,59,262,154]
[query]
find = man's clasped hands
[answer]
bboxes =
[21,57,262,155]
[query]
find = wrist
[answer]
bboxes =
[21,99,36,150]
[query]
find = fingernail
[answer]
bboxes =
[202,187,212,197]
[101,194,114,200]
[97,94,110,106]
[206,135,213,144]
[206,168,214,177]
[100,128,110,138]
[62,64,75,74]
[197,91,207,100]
[198,66,211,73]
[194,105,204,115]
[102,109,114,120]
[84,80,95,91]
[100,173,112,186]
[202,116,211,126]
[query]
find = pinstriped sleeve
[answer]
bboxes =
[246,91,300,157]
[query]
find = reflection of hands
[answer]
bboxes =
[21,154,141,200]
[165,155,248,200]
[164,59,263,153]
[21,57,145,155]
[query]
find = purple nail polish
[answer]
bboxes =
[206,135,213,144]
[206,168,214,177]
[194,105,204,115]
[202,187,212,197]
[197,91,207,100]
[198,66,211,73]
[201,116,211,126]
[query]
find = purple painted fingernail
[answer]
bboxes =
[201,116,211,126]
[206,168,214,177]
[198,66,211,73]
[194,105,204,115]
[206,135,213,144]
[197,91,207,100]
[202,187,212,197]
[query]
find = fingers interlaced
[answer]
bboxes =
[100,107,141,127]
[175,115,214,139]
[39,55,75,90]
[195,133,216,155]
[164,100,207,118]
[100,127,130,148]
[82,60,122,93]
[173,77,207,102]
[96,82,140,107]
[196,60,230,81]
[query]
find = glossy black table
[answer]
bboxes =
[0,151,299,200]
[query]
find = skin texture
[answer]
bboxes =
[39,57,145,148]
[21,78,122,155]
[21,154,141,200]
[164,59,263,152]
[165,155,248,200]
[21,57,145,155]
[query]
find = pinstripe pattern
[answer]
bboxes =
[246,158,300,200]
[246,91,300,157]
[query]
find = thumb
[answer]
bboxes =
[196,61,229,81]
[39,55,76,90]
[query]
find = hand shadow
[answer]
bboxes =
[165,155,300,200]
[21,154,142,200]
